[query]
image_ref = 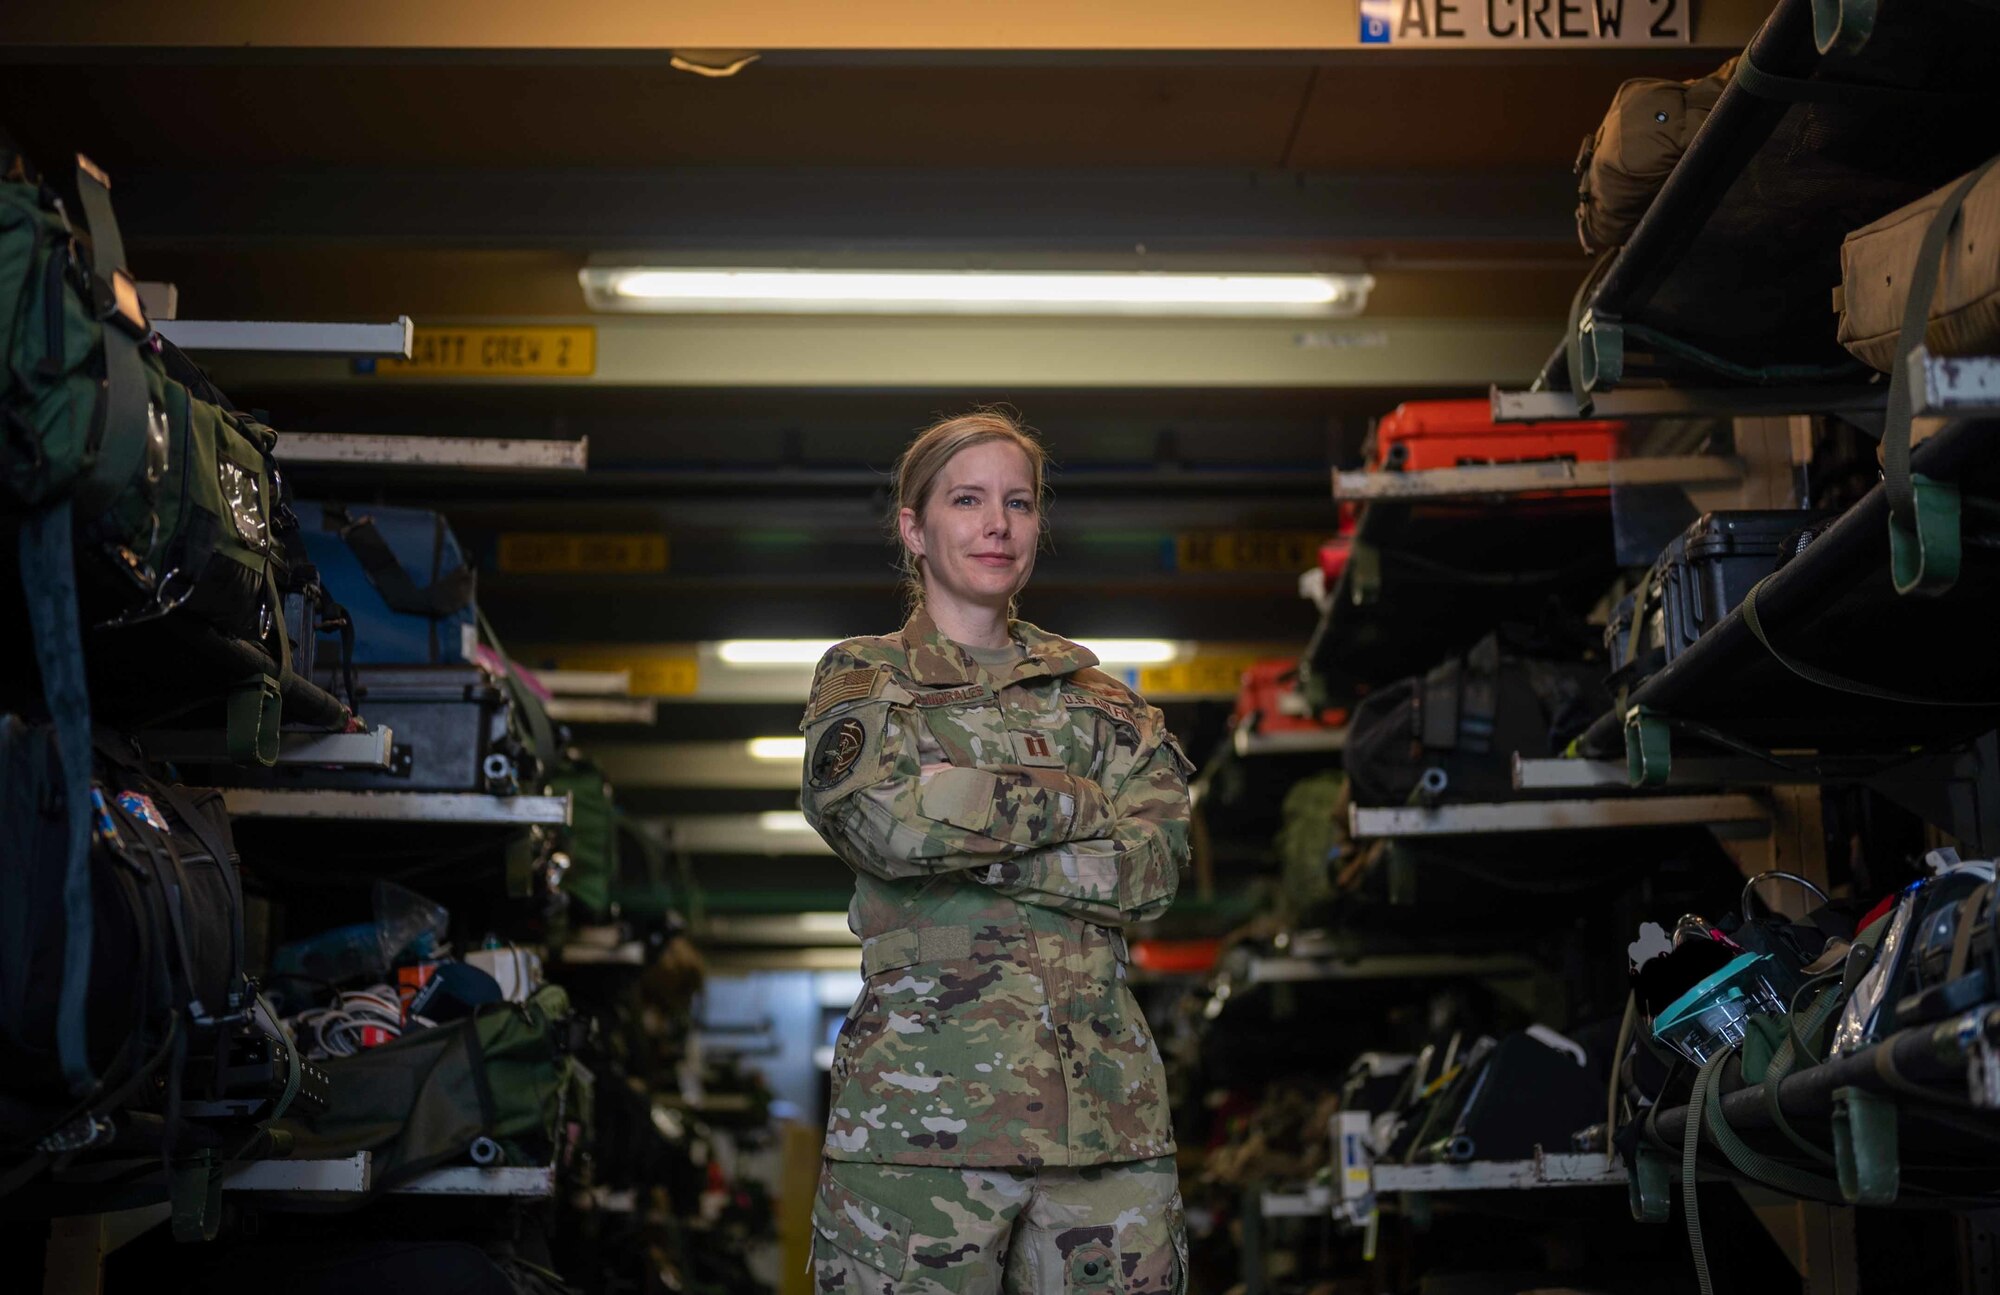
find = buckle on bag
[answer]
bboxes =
[92,267,149,339]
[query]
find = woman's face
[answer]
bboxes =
[900,439,1040,614]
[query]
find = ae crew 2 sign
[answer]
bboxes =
[1359,0,1691,45]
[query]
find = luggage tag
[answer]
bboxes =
[116,790,171,833]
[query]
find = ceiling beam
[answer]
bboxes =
[110,167,1576,248]
[0,0,1763,54]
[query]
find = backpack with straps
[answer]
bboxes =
[0,721,256,1159]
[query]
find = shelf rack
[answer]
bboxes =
[154,317,414,357]
[1349,793,1769,840]
[1231,726,1345,758]
[279,432,588,472]
[141,726,397,771]
[216,789,572,825]
[1574,414,2000,783]
[1331,455,1738,504]
[222,1151,554,1199]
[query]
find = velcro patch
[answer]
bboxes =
[1009,729,1066,768]
[909,684,993,708]
[809,667,881,718]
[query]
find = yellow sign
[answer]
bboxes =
[1139,654,1261,697]
[558,651,700,697]
[498,533,668,575]
[378,326,595,378]
[1175,531,1327,574]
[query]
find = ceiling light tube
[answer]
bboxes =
[581,268,1373,318]
[758,810,815,833]
[746,736,807,762]
[1078,639,1180,665]
[717,640,838,666]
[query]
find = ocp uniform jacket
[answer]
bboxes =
[799,607,1192,1168]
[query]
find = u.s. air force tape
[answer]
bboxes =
[810,716,868,790]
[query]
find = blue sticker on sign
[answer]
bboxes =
[1359,0,1395,43]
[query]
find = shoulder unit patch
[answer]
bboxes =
[810,716,870,790]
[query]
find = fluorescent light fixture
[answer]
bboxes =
[581,267,1374,318]
[746,736,807,762]
[717,639,837,666]
[1078,639,1179,666]
[719,637,1176,668]
[757,810,814,833]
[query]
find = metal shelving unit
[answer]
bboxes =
[216,788,572,825]
[1348,793,1768,840]
[154,317,414,357]
[222,1151,555,1199]
[142,726,397,771]
[280,432,589,472]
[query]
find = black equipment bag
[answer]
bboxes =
[214,663,535,795]
[0,723,248,1153]
[1396,1031,1606,1164]
[1346,632,1609,807]
[1607,509,1837,691]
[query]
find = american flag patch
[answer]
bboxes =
[808,667,879,717]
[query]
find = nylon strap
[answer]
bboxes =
[153,783,246,1011]
[1703,1051,1844,1200]
[1733,51,1999,114]
[69,156,151,523]
[327,505,477,620]
[1683,1058,1718,1295]
[18,503,96,1093]
[1739,575,1998,705]
[1884,156,2000,526]
[1761,981,1843,1166]
[107,797,203,1021]
[476,608,557,773]
[225,674,283,767]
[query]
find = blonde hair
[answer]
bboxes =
[890,408,1050,610]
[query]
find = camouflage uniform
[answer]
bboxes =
[799,608,1192,1292]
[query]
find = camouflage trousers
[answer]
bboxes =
[810,1156,1186,1295]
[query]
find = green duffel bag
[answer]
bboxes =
[279,984,576,1188]
[147,366,283,642]
[0,148,164,524]
[547,756,616,916]
[5,148,293,760]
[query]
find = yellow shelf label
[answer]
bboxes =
[558,651,699,697]
[1138,654,1261,697]
[498,532,668,575]
[377,326,596,378]
[1175,530,1327,574]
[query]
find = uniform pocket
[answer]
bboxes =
[811,1172,911,1278]
[916,766,997,832]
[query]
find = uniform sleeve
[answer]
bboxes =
[978,708,1193,927]
[799,655,1116,883]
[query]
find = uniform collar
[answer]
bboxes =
[898,606,1101,687]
